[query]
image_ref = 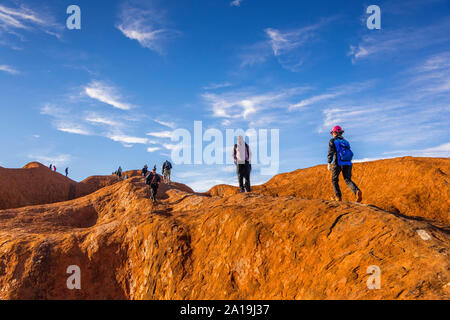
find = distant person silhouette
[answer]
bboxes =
[117,166,122,181]
[53,165,57,172]
[142,165,148,177]
[65,167,69,177]
[327,126,362,202]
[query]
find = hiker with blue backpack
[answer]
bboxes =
[327,126,363,203]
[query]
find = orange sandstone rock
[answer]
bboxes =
[0,157,448,300]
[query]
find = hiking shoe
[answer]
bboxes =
[356,190,363,203]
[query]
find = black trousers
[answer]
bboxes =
[332,164,360,198]
[150,184,158,201]
[237,162,251,192]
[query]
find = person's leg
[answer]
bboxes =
[331,164,342,199]
[342,165,362,202]
[342,165,359,194]
[237,164,245,192]
[149,186,154,200]
[153,185,158,201]
[167,169,171,184]
[151,185,158,201]
[244,164,251,192]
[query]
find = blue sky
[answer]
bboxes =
[0,0,449,191]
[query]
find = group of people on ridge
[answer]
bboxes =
[48,164,69,177]
[231,127,362,202]
[142,160,173,203]
[112,126,364,204]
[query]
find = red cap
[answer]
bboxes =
[331,126,344,134]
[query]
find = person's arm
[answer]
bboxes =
[232,145,237,164]
[328,139,336,164]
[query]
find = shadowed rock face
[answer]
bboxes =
[0,157,448,300]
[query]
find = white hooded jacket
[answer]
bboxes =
[233,136,252,164]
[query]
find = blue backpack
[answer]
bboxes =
[334,138,354,166]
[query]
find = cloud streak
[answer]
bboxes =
[203,86,310,122]
[84,81,134,110]
[349,19,450,62]
[0,64,19,74]
[230,0,243,7]
[147,131,174,139]
[0,3,62,43]
[240,18,335,71]
[28,153,72,167]
[289,81,374,111]
[116,3,179,54]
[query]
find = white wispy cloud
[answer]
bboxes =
[40,104,92,136]
[239,41,273,68]
[230,0,243,7]
[154,119,176,129]
[28,153,72,167]
[107,134,149,145]
[349,19,450,62]
[146,131,174,139]
[289,81,374,111]
[354,142,450,161]
[265,22,324,56]
[203,82,233,90]
[384,143,450,158]
[162,143,183,151]
[116,3,179,54]
[84,81,134,110]
[0,4,62,42]
[85,113,122,127]
[0,4,45,30]
[0,64,19,74]
[56,124,91,136]
[202,86,310,121]
[240,18,335,71]
[147,147,161,153]
[410,51,450,95]
[319,93,449,146]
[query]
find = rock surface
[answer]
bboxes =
[209,157,450,226]
[0,157,448,300]
[0,162,141,210]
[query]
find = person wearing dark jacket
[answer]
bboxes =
[117,166,122,181]
[145,166,161,202]
[142,165,148,177]
[327,126,362,202]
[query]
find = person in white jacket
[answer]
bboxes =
[232,136,252,193]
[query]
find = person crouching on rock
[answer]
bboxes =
[327,126,362,203]
[233,135,252,193]
[146,166,161,203]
